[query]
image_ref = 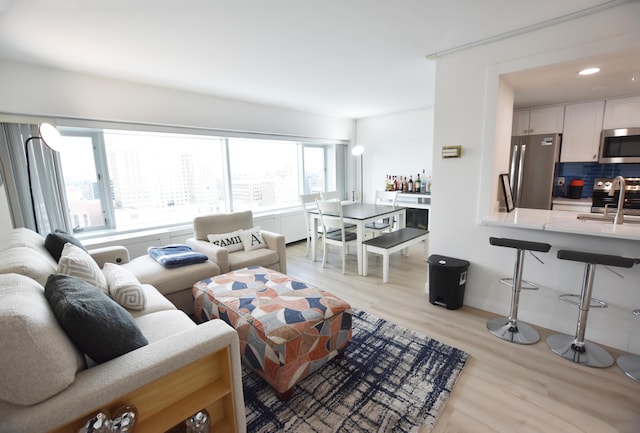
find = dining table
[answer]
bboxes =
[310,202,407,275]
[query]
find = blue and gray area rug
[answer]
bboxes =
[243,309,469,433]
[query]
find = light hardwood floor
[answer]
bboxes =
[284,240,640,433]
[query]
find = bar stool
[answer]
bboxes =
[616,309,640,382]
[547,250,634,368]
[486,237,551,344]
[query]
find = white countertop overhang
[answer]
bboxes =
[480,208,640,240]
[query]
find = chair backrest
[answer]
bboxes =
[193,210,254,240]
[300,193,322,232]
[316,200,344,232]
[375,190,398,206]
[320,191,340,201]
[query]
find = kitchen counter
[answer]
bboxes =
[480,208,640,240]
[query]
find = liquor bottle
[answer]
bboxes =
[402,177,408,192]
[415,173,421,192]
[393,176,398,191]
[408,176,413,193]
[427,176,432,193]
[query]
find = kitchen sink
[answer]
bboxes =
[576,213,640,224]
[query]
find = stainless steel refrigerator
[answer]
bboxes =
[509,133,561,210]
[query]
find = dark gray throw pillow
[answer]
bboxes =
[45,229,87,262]
[44,274,148,364]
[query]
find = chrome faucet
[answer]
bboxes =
[608,176,626,225]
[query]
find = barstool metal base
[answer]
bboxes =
[487,317,540,345]
[617,355,640,382]
[547,334,614,368]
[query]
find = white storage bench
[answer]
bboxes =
[362,227,429,282]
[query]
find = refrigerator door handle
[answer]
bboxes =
[509,144,519,203]
[516,144,526,208]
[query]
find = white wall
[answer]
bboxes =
[431,2,640,353]
[356,108,433,203]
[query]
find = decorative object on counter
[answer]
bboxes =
[185,409,211,433]
[486,237,551,344]
[109,405,137,432]
[78,410,111,433]
[568,178,584,199]
[78,405,137,433]
[499,173,514,212]
[548,250,635,368]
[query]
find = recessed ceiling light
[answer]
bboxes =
[579,67,600,75]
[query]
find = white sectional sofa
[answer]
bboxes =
[0,228,246,433]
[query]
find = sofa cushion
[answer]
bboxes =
[44,229,86,262]
[0,246,57,286]
[102,263,147,310]
[3,227,46,250]
[45,274,148,364]
[134,310,196,343]
[229,249,279,271]
[0,273,85,406]
[207,230,244,252]
[57,243,108,294]
[238,226,267,251]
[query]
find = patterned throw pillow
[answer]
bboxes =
[57,243,108,294]
[102,263,147,310]
[207,231,244,252]
[239,226,267,251]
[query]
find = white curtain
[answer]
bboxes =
[0,122,71,234]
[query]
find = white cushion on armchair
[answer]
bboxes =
[187,210,286,274]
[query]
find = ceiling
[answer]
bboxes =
[0,0,637,119]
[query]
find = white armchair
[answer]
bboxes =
[186,210,287,274]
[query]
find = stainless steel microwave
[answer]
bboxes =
[599,128,640,163]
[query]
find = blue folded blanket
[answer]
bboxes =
[147,244,208,268]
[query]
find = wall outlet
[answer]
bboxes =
[555,177,565,186]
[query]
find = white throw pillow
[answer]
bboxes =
[239,226,267,251]
[102,263,147,310]
[57,243,108,294]
[207,231,244,252]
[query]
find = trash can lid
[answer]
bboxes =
[427,254,470,268]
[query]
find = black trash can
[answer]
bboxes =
[427,255,469,310]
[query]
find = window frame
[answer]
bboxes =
[56,122,348,235]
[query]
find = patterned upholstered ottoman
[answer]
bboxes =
[193,266,352,400]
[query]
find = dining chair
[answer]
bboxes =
[365,190,398,238]
[319,191,356,230]
[299,193,323,257]
[320,191,340,201]
[316,200,357,274]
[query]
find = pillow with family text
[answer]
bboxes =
[207,231,244,252]
[239,226,267,251]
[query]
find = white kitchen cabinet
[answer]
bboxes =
[561,100,605,162]
[512,106,565,135]
[603,96,640,129]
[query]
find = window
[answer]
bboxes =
[57,125,345,233]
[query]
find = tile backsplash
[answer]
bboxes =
[554,162,640,198]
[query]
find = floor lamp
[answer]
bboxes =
[24,123,63,232]
[351,145,364,202]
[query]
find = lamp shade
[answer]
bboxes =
[38,123,63,151]
[351,145,364,156]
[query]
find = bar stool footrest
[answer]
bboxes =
[546,334,613,368]
[486,317,540,345]
[499,278,539,290]
[559,294,608,308]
